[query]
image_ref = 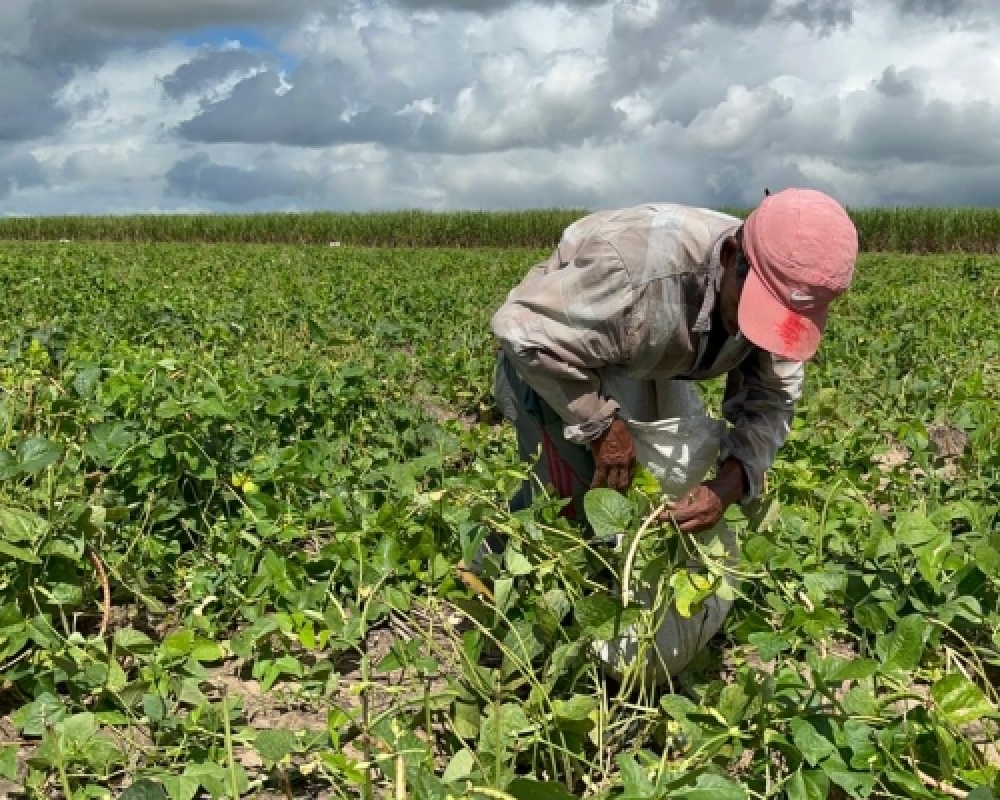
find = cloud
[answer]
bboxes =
[0,152,46,198]
[160,47,272,99]
[73,0,609,30]
[0,0,118,142]
[683,85,794,151]
[74,0,307,31]
[845,67,1000,167]
[179,46,624,153]
[2,0,1000,214]
[893,0,996,16]
[165,153,326,204]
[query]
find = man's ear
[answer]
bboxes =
[719,235,740,270]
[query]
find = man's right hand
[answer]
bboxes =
[590,418,636,492]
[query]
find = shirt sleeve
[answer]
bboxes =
[718,347,805,501]
[490,236,634,445]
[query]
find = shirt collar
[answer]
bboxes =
[692,225,739,334]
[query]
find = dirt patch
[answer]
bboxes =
[872,423,969,483]
[418,398,479,430]
[928,423,968,460]
[873,437,911,471]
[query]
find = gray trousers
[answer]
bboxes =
[493,350,596,522]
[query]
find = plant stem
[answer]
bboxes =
[222,689,241,799]
[48,725,73,800]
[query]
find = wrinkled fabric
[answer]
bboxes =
[491,204,805,500]
[492,348,739,683]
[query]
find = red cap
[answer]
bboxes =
[738,188,858,361]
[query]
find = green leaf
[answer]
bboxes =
[677,774,747,800]
[452,701,480,740]
[479,704,531,752]
[504,548,533,577]
[932,673,998,726]
[254,728,298,765]
[576,593,639,640]
[843,720,878,770]
[552,695,597,733]
[142,693,165,723]
[73,367,102,398]
[161,630,195,659]
[584,488,634,539]
[537,588,571,634]
[617,753,656,798]
[114,628,156,655]
[630,464,662,496]
[803,569,847,604]
[853,602,889,633]
[842,686,877,717]
[120,780,169,800]
[875,615,926,672]
[718,684,750,727]
[790,718,837,767]
[149,437,168,460]
[17,437,62,475]
[183,762,234,798]
[0,539,41,564]
[822,755,876,798]
[748,631,792,661]
[671,569,716,618]
[412,768,449,800]
[787,769,830,800]
[85,422,136,466]
[0,744,17,780]
[914,531,952,585]
[894,511,940,546]
[552,694,598,721]
[813,656,877,684]
[507,779,577,800]
[12,692,65,736]
[159,773,201,800]
[0,507,48,543]
[967,788,994,800]
[59,712,99,746]
[441,749,476,784]
[190,639,225,663]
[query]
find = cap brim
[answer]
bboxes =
[738,268,826,361]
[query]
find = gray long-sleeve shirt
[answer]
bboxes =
[491,203,805,500]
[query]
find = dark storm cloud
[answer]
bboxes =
[0,0,118,142]
[74,0,300,31]
[893,0,997,16]
[165,153,325,204]
[873,164,1000,206]
[670,0,854,31]
[847,66,1000,167]
[387,0,606,9]
[874,65,918,97]
[75,0,611,28]
[0,152,46,197]
[161,48,273,99]
[178,59,623,153]
[0,65,70,141]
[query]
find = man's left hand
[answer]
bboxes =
[658,458,748,534]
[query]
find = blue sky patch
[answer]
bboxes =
[177,27,297,73]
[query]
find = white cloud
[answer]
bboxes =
[1,0,1000,213]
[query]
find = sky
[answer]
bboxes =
[1,0,998,214]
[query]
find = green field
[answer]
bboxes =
[0,241,997,799]
[3,207,1000,252]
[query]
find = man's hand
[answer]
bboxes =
[659,458,748,533]
[590,418,636,492]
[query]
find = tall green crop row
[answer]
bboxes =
[0,210,589,248]
[1,207,1000,251]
